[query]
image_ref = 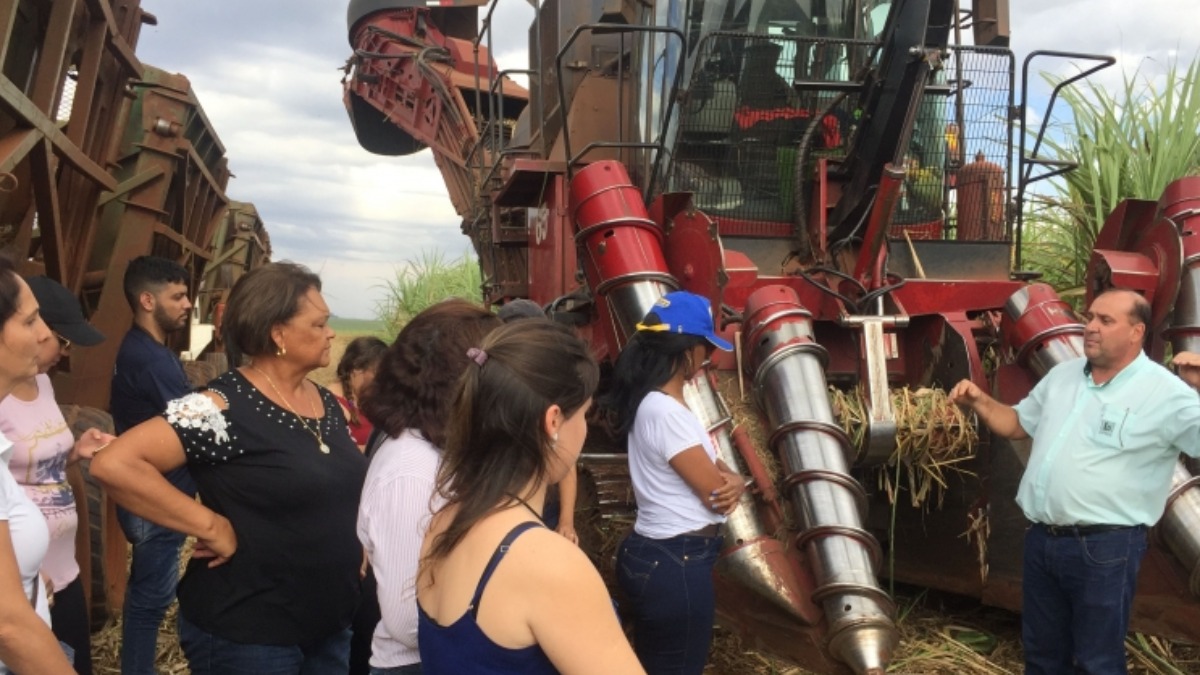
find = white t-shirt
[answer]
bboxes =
[628,391,725,539]
[356,429,444,668]
[0,432,52,674]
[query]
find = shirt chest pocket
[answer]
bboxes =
[1087,405,1138,450]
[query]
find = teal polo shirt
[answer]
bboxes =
[1013,352,1200,527]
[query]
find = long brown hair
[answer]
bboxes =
[425,319,598,566]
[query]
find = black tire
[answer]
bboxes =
[59,405,116,631]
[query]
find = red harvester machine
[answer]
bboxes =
[343,0,1200,671]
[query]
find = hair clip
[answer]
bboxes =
[467,347,488,366]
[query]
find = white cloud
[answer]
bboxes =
[132,0,1198,318]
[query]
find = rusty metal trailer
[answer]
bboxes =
[1,0,267,625]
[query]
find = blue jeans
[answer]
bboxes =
[616,531,723,675]
[117,466,195,675]
[179,613,352,674]
[1023,523,1148,675]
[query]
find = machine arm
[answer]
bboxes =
[342,0,528,218]
[827,0,955,245]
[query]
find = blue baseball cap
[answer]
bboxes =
[636,291,732,351]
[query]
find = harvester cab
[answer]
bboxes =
[343,0,1200,672]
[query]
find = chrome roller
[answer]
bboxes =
[744,285,896,675]
[683,375,814,621]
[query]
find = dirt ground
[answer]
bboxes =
[89,589,1200,674]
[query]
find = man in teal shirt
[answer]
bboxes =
[951,288,1200,674]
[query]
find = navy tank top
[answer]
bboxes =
[418,521,558,674]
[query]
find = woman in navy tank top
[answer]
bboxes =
[415,320,645,675]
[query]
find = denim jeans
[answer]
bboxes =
[117,466,195,675]
[179,613,352,675]
[616,531,723,675]
[50,577,91,674]
[1022,523,1148,675]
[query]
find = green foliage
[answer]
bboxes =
[1022,59,1200,294]
[328,317,387,338]
[374,250,482,334]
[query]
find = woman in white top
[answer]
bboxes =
[604,291,746,675]
[356,299,501,674]
[0,257,77,674]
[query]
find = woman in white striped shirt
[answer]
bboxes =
[356,299,501,674]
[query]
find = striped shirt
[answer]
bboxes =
[357,429,443,668]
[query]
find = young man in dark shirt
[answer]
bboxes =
[109,256,195,675]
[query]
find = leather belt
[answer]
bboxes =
[680,523,722,538]
[1037,523,1140,537]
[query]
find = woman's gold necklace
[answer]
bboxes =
[249,365,330,454]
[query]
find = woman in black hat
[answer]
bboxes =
[0,276,112,674]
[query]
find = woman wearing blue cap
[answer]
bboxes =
[603,290,746,675]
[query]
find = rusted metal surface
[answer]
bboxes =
[196,201,271,326]
[1,1,271,625]
[65,65,230,412]
[0,0,153,623]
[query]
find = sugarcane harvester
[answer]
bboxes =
[343,0,1200,671]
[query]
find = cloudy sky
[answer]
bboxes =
[134,0,1198,319]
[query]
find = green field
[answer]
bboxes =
[330,317,388,338]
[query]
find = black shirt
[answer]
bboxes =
[166,370,367,645]
[111,325,192,433]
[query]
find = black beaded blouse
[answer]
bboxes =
[164,369,367,645]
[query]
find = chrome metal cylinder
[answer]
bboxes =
[1167,256,1200,355]
[604,279,677,345]
[683,375,814,621]
[1001,283,1084,377]
[575,167,815,622]
[745,285,896,674]
[1159,462,1200,597]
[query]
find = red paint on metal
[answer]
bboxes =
[853,164,905,284]
[999,283,1083,369]
[569,161,669,295]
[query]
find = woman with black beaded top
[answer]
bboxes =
[415,319,644,675]
[91,262,367,674]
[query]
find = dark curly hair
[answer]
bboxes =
[360,298,500,447]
